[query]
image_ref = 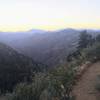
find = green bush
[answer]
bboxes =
[82,43,100,62]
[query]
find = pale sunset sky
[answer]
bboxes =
[0,0,100,31]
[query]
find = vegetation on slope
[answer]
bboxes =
[7,64,76,100]
[1,30,100,100]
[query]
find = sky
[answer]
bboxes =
[0,0,100,31]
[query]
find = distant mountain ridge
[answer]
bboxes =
[0,28,100,67]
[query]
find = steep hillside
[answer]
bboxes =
[0,42,46,92]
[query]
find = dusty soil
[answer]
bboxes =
[0,96,7,100]
[72,62,100,100]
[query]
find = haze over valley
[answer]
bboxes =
[0,28,99,67]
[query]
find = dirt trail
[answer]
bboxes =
[72,62,100,100]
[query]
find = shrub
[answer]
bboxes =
[81,43,100,62]
[95,75,100,92]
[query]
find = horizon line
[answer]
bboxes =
[0,27,100,32]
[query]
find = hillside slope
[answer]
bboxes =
[0,42,46,92]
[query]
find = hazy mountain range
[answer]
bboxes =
[0,28,100,67]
